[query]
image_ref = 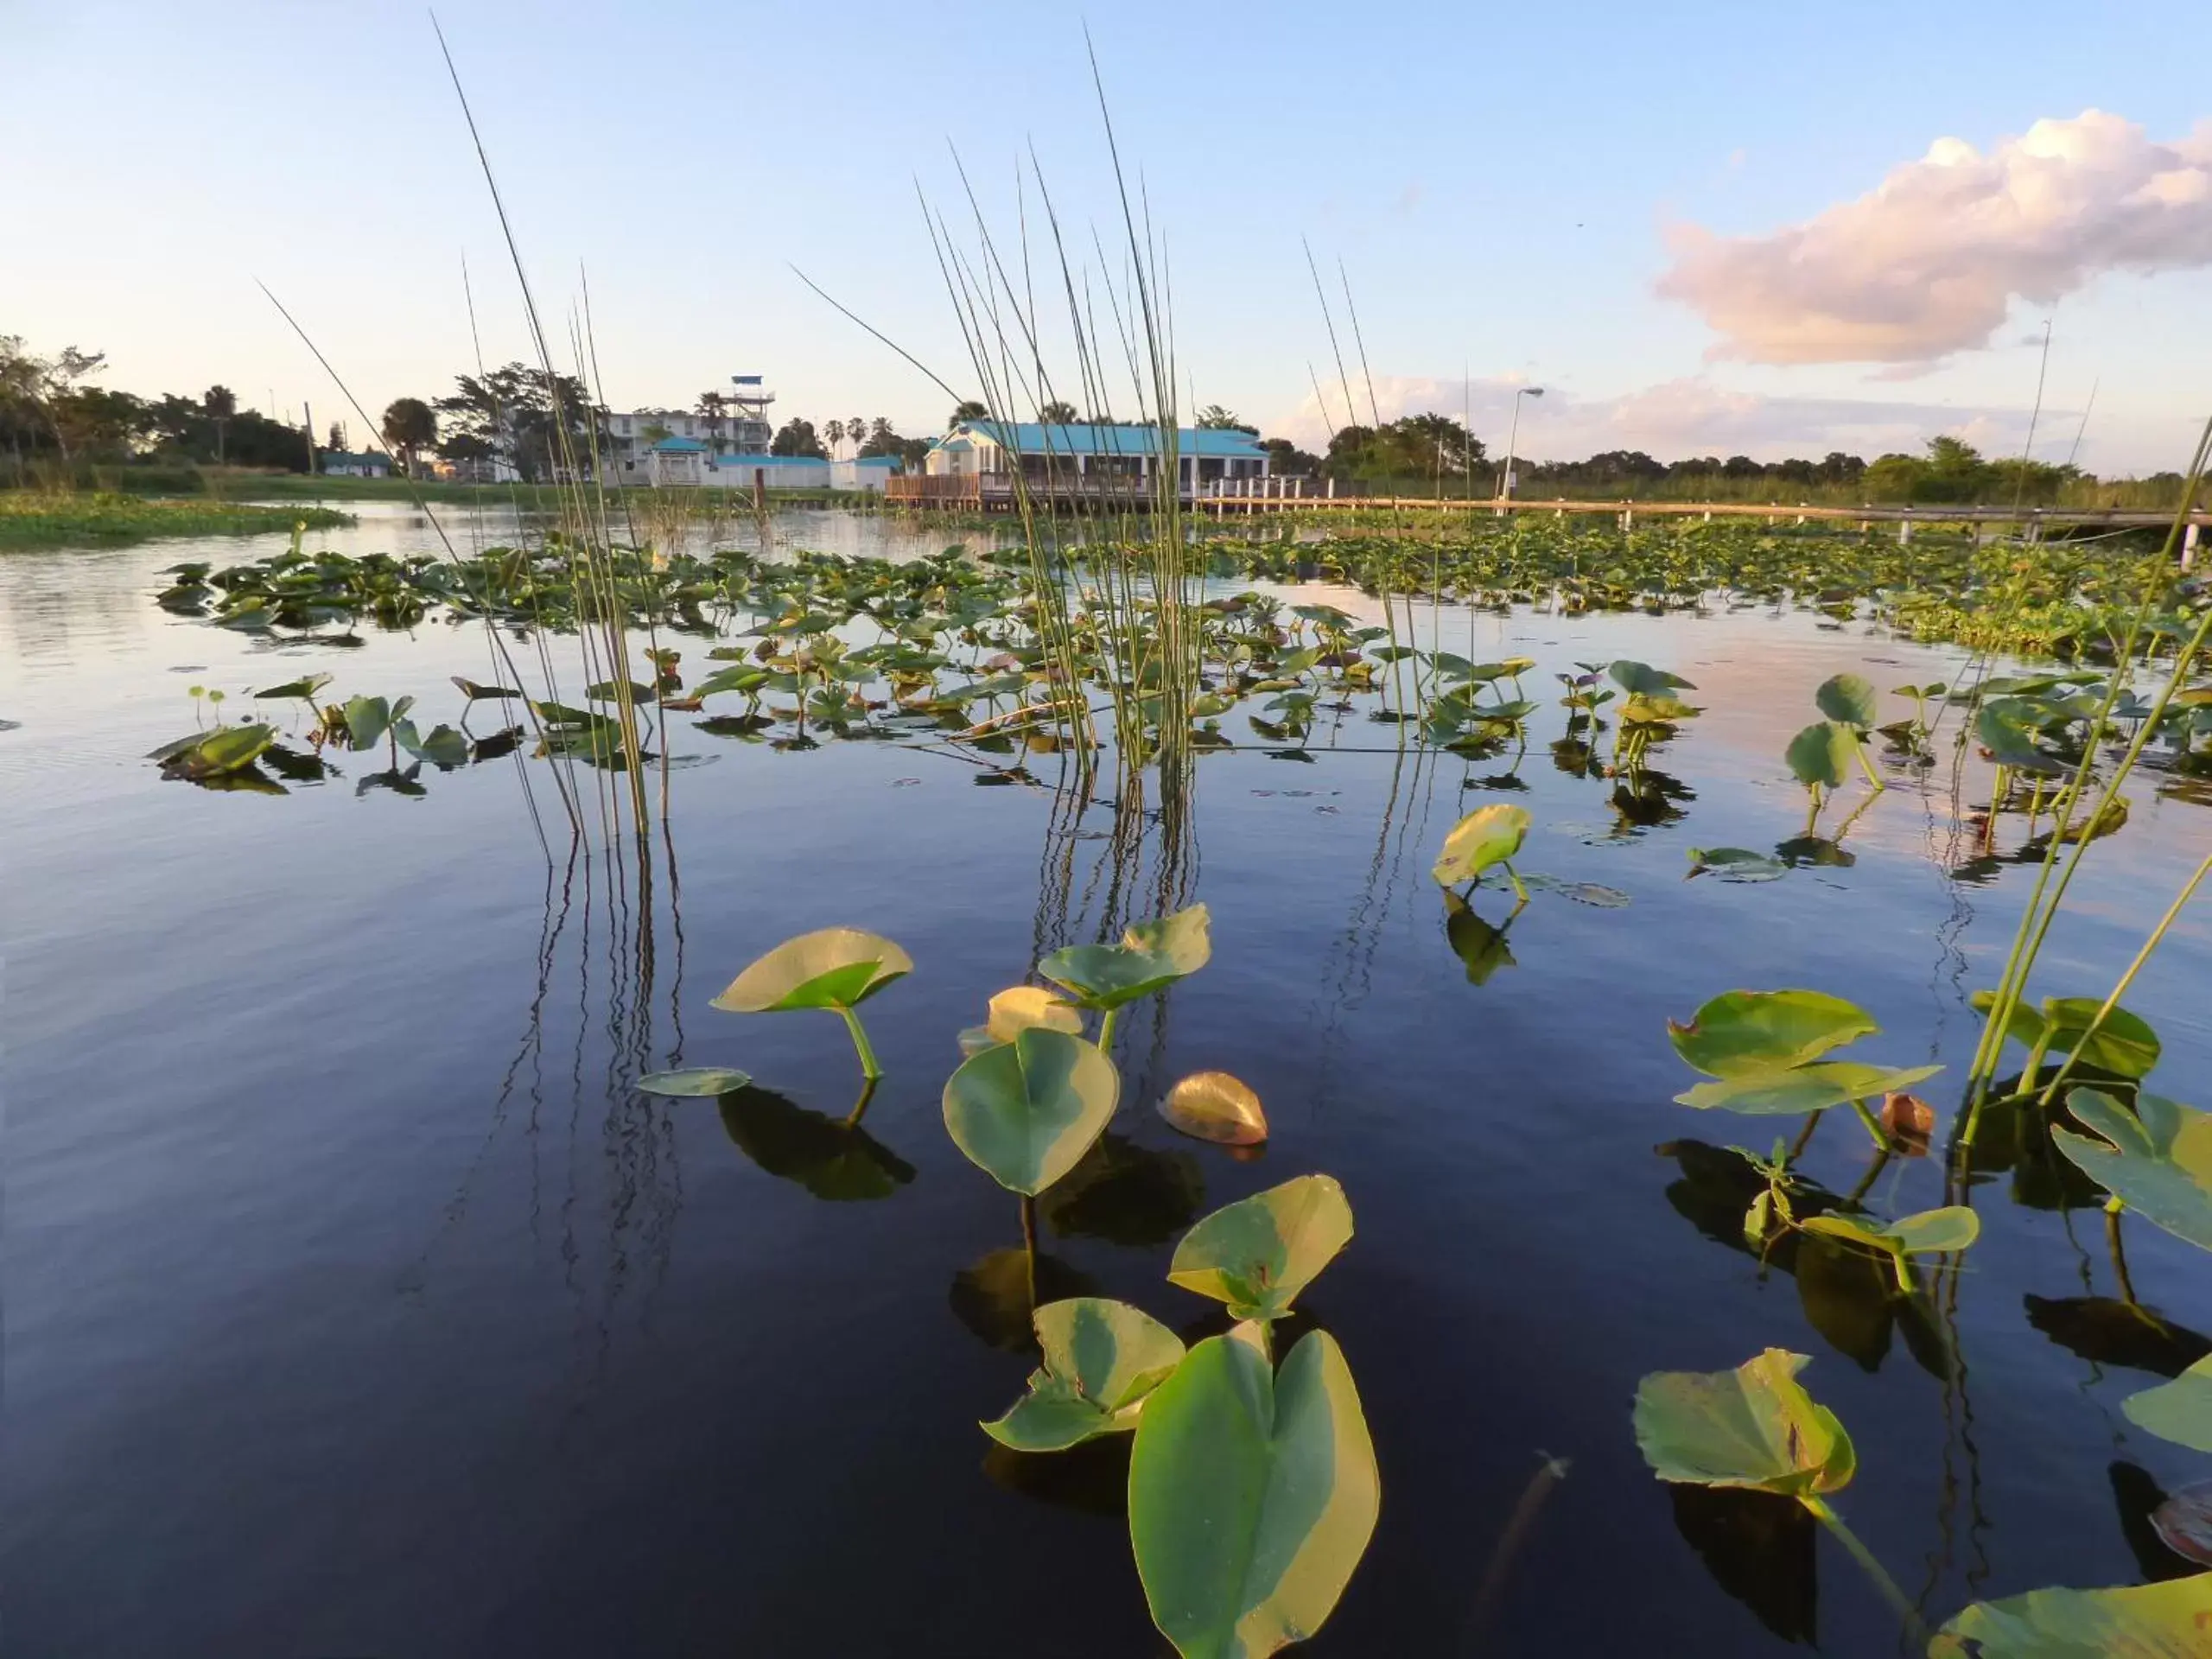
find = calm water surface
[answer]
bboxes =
[5,506,2209,1655]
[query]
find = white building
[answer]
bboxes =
[924,420,1269,494]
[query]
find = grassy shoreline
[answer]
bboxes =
[0,493,352,550]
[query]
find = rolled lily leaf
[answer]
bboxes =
[942,1027,1119,1196]
[1431,803,1530,887]
[1928,1574,2212,1656]
[981,1298,1186,1452]
[1800,1205,1980,1256]
[1159,1071,1268,1147]
[2124,1355,2212,1454]
[1970,992,2164,1081]
[1039,904,1212,1011]
[1633,1348,1856,1497]
[1128,1329,1379,1659]
[713,927,912,1014]
[1674,1062,1943,1116]
[2052,1090,2212,1251]
[1669,989,1879,1078]
[1168,1174,1353,1322]
[635,1066,753,1097]
[1814,673,1878,729]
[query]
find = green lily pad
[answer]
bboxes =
[1929,1573,2212,1656]
[1785,721,1858,790]
[1432,803,1531,887]
[1633,1348,1856,1497]
[635,1066,753,1097]
[1611,659,1697,697]
[2123,1356,2212,1454]
[1669,990,1882,1078]
[161,722,276,779]
[1128,1329,1380,1659]
[1687,848,1788,883]
[982,1298,1187,1452]
[712,927,912,1013]
[1971,992,2164,1081]
[1815,673,1878,729]
[1675,1062,1943,1116]
[1800,1205,1980,1255]
[393,719,469,768]
[957,985,1085,1057]
[254,672,333,702]
[1039,904,1212,1011]
[942,1027,1120,1196]
[1167,1174,1353,1322]
[2052,1090,2212,1251]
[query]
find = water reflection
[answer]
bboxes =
[1669,1484,1817,1645]
[715,1084,916,1202]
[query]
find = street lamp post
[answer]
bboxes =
[1497,385,1544,505]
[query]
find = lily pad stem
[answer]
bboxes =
[1096,1007,1120,1052]
[1853,738,1885,792]
[1844,1094,1894,1155]
[1503,862,1529,905]
[1800,1497,1928,1647]
[2105,1198,2138,1306]
[838,1006,883,1081]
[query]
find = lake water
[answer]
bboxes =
[6,505,2209,1655]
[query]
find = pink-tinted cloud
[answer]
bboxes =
[1658,111,2212,365]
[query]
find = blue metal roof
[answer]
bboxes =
[938,421,1265,459]
[649,436,708,453]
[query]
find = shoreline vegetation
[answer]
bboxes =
[0,491,351,550]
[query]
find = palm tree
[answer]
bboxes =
[696,390,729,453]
[824,418,847,456]
[949,399,989,430]
[1039,400,1078,424]
[203,385,238,465]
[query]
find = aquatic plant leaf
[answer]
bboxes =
[1160,1071,1269,1147]
[1611,659,1697,697]
[635,1067,753,1097]
[451,676,523,701]
[1814,674,1878,729]
[1883,1091,1936,1154]
[1800,1205,1980,1256]
[982,1298,1186,1452]
[1669,989,1879,1078]
[1128,1330,1379,1659]
[1674,1062,1942,1116]
[1784,721,1857,790]
[2052,1090,2212,1251]
[1431,804,1531,887]
[713,928,912,1014]
[2124,1357,2212,1454]
[164,722,276,779]
[957,986,1085,1056]
[1928,1573,2212,1657]
[1633,1348,1856,1497]
[1971,993,2164,1081]
[392,720,468,768]
[254,672,332,702]
[1039,904,1213,1011]
[1168,1175,1353,1322]
[1520,872,1630,907]
[1687,848,1787,882]
[1976,702,2069,775]
[2152,1484,2212,1567]
[342,695,392,753]
[942,1027,1119,1196]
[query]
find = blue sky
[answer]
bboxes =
[5,0,2208,470]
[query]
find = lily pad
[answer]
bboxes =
[635,1066,753,1097]
[1929,1573,2212,1657]
[1669,990,1882,1078]
[959,985,1085,1055]
[1432,803,1531,887]
[1128,1329,1379,1659]
[1039,904,1213,1011]
[713,927,912,1013]
[1160,1071,1269,1147]
[2125,1357,2212,1454]
[982,1298,1187,1452]
[1815,673,1878,729]
[1688,847,1788,883]
[1167,1174,1353,1322]
[1800,1205,1980,1255]
[2052,1090,2212,1251]
[1785,721,1857,791]
[1675,1062,1943,1116]
[1972,993,2164,1081]
[2152,1484,2212,1568]
[1633,1348,1856,1497]
[1611,659,1697,697]
[942,1027,1120,1196]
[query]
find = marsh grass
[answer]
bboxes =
[0,491,349,549]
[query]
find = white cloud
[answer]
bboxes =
[1657,111,2212,365]
[1273,373,2088,466]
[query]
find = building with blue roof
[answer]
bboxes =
[923,420,1269,498]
